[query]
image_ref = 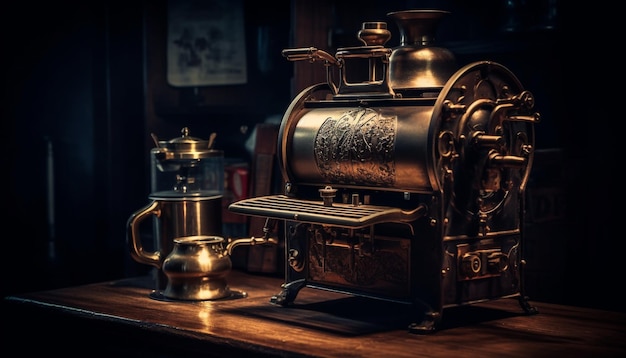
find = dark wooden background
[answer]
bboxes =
[3,0,617,314]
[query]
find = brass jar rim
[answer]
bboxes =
[173,235,224,245]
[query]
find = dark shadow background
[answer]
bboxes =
[2,0,619,313]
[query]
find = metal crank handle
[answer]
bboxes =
[282,47,340,66]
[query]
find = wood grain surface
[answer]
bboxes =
[3,270,625,357]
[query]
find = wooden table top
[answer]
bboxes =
[3,269,626,357]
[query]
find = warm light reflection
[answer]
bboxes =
[411,72,437,87]
[197,305,214,330]
[198,249,212,271]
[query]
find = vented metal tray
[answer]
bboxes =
[228,195,426,228]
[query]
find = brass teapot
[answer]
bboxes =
[162,235,277,301]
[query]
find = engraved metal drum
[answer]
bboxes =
[285,105,435,193]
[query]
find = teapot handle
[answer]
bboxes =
[126,201,162,268]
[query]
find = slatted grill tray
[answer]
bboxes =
[228,195,425,228]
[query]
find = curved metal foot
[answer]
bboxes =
[408,311,440,334]
[269,279,306,306]
[518,295,539,315]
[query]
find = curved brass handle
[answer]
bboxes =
[126,201,162,268]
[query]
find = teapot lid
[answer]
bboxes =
[160,127,214,149]
[154,127,222,160]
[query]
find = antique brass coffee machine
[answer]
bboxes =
[229,10,540,332]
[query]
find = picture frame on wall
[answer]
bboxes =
[166,0,247,87]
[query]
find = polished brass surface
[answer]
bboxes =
[229,9,540,333]
[282,20,396,100]
[162,236,233,300]
[152,127,221,170]
[127,196,223,291]
[387,10,458,92]
[228,194,427,228]
[357,21,391,46]
[284,105,437,192]
[127,127,225,292]
[162,235,278,301]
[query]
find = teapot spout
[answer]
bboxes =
[226,236,278,256]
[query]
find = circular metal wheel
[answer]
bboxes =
[430,61,537,226]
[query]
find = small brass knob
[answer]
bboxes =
[358,22,391,46]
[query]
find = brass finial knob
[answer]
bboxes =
[358,22,391,46]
